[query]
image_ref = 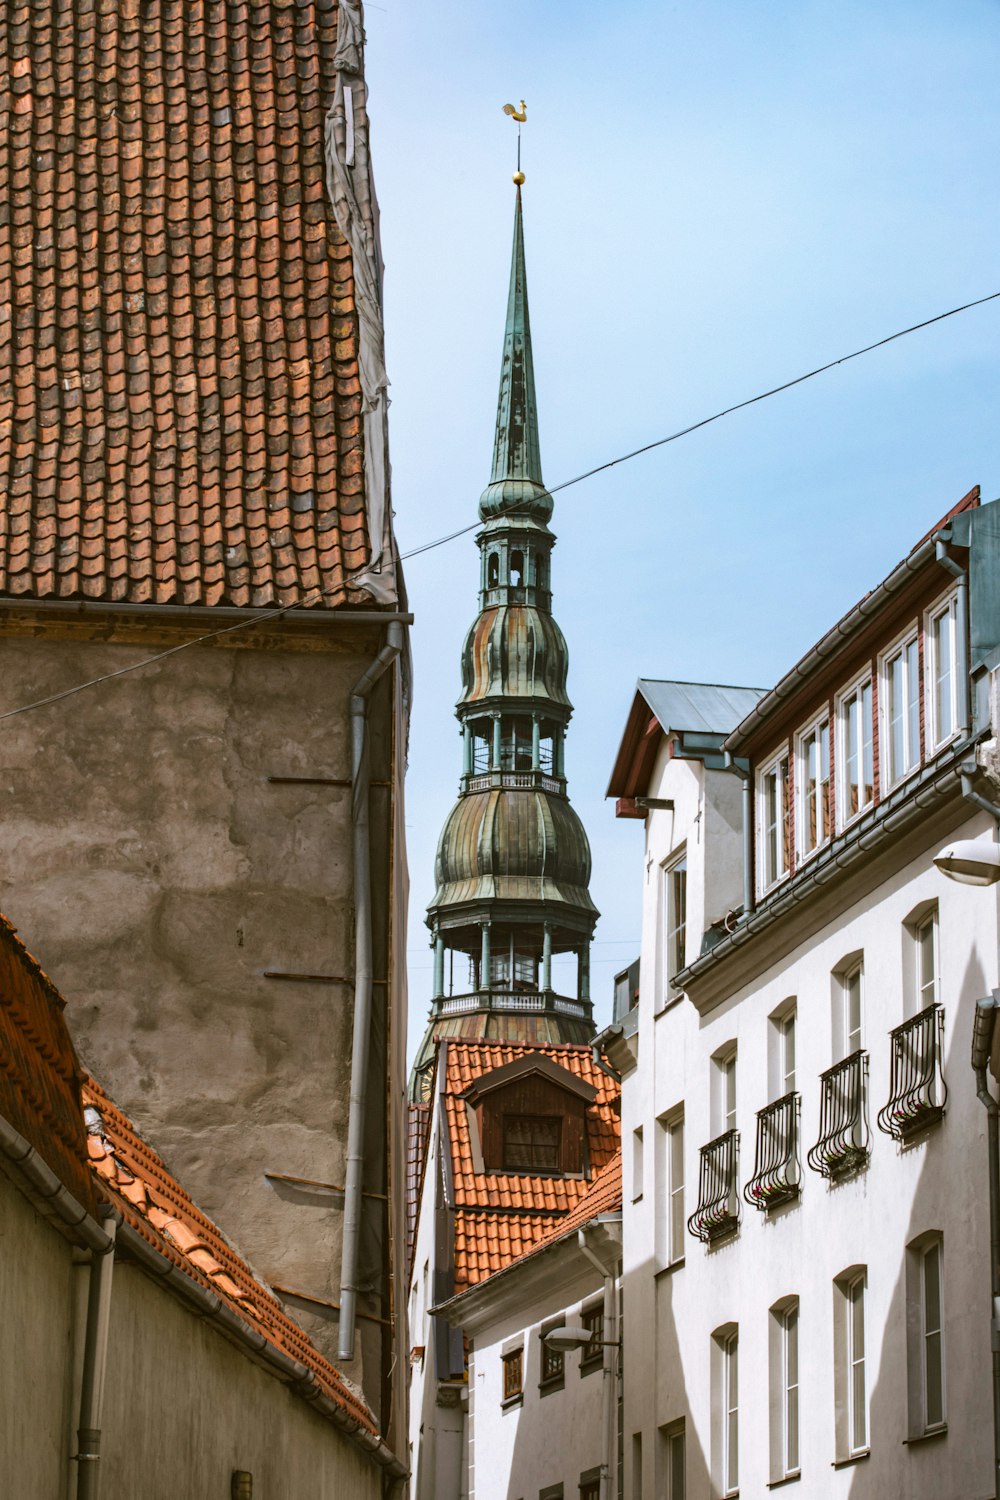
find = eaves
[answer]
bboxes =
[677,740,982,1012]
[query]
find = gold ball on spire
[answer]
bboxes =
[512,170,525,185]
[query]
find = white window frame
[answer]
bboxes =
[920,1238,945,1431]
[632,1126,644,1203]
[840,959,864,1059]
[879,626,921,791]
[925,589,961,753]
[712,1047,737,1137]
[757,749,790,894]
[769,1299,800,1481]
[660,852,688,1004]
[663,1110,685,1267]
[658,1419,686,1500]
[915,908,939,1013]
[795,713,831,862]
[835,671,874,829]
[723,1330,739,1496]
[846,1271,868,1456]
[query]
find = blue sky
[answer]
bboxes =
[361,1,1000,1058]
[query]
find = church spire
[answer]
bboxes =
[479,188,552,523]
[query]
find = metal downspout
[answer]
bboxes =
[339,620,404,1361]
[578,1231,619,1500]
[936,533,971,737]
[75,1212,118,1500]
[972,996,1000,1500]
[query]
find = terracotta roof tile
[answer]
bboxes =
[0,0,382,610]
[440,1041,620,1293]
[82,1075,375,1435]
[405,1102,431,1283]
[0,913,96,1217]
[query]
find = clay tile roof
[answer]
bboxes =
[0,913,95,1216]
[509,1148,622,1265]
[441,1040,620,1292]
[0,0,387,610]
[83,1075,375,1434]
[405,1102,431,1282]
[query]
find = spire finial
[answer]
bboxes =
[502,98,527,184]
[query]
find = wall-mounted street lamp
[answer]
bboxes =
[933,838,1000,887]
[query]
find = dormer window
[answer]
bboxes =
[462,1053,597,1177]
[503,1114,561,1171]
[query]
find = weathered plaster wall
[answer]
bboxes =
[0,1171,75,1500]
[0,618,396,1389]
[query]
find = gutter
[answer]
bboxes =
[0,597,414,628]
[0,1113,112,1253]
[339,620,405,1360]
[116,1218,407,1479]
[725,531,948,754]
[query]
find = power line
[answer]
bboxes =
[0,287,995,727]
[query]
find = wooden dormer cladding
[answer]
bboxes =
[462,1053,598,1177]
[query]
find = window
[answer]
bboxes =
[769,1300,799,1481]
[487,552,500,589]
[503,1115,561,1172]
[660,854,687,1000]
[579,1475,600,1500]
[510,549,524,587]
[834,1269,868,1458]
[632,1127,644,1202]
[580,1304,604,1374]
[722,1331,739,1495]
[837,674,874,825]
[758,751,790,890]
[769,1002,796,1100]
[502,1346,523,1403]
[664,1112,685,1265]
[926,592,960,749]
[841,961,864,1058]
[797,715,830,858]
[540,1324,565,1389]
[920,1240,945,1429]
[631,1436,642,1500]
[881,632,921,788]
[915,908,938,1012]
[713,1047,737,1135]
[657,1420,685,1500]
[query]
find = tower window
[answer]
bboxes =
[510,549,524,587]
[487,552,500,589]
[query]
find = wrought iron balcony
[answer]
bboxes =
[743,1092,801,1212]
[807,1050,870,1181]
[877,1004,947,1141]
[687,1128,739,1243]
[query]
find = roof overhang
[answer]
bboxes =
[459,1052,598,1106]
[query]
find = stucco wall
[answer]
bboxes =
[0,1171,76,1500]
[622,745,997,1500]
[101,1261,381,1500]
[0,615,398,1395]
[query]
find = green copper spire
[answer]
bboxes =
[479,187,553,523]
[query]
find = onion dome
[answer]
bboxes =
[458,605,571,711]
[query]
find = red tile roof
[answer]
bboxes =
[84,1075,375,1434]
[0,913,95,1216]
[0,0,382,610]
[406,1102,431,1282]
[441,1041,620,1292]
[508,1149,622,1265]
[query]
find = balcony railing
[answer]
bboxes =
[807,1050,870,1181]
[435,990,590,1020]
[687,1129,740,1243]
[877,1004,947,1141]
[743,1092,801,1212]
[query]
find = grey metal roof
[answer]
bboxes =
[638,679,767,738]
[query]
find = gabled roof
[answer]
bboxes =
[440,1040,619,1293]
[0,0,391,609]
[460,1051,597,1105]
[85,1075,375,1434]
[607,678,766,799]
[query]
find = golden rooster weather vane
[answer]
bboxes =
[502,99,527,184]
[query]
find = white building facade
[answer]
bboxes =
[607,488,1000,1500]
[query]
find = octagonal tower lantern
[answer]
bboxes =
[410,186,599,1099]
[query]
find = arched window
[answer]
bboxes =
[487,552,500,588]
[536,555,548,592]
[510,549,524,587]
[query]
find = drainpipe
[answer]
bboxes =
[936,530,971,738]
[578,1230,620,1500]
[338,620,404,1361]
[960,760,1000,823]
[971,994,1000,1500]
[724,754,754,920]
[76,1210,118,1500]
